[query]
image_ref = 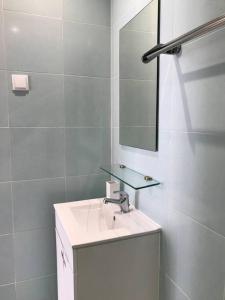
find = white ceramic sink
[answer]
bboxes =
[54,198,161,248]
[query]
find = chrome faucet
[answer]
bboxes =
[103,191,130,213]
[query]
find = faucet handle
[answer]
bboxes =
[103,191,130,213]
[113,191,129,201]
[119,191,129,197]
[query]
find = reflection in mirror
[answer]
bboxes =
[119,0,160,151]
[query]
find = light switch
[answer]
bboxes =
[12,74,29,91]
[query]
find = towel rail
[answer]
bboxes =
[142,13,225,63]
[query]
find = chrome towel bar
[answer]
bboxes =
[142,13,225,63]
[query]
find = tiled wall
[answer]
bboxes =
[111,0,225,299]
[0,0,110,299]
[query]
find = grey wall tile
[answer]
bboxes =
[64,21,110,77]
[16,275,57,300]
[0,129,11,182]
[0,183,12,234]
[165,210,225,300]
[63,0,110,26]
[3,0,62,19]
[0,0,110,298]
[14,228,56,281]
[0,284,16,300]
[4,12,63,73]
[160,274,190,300]
[65,127,110,176]
[0,70,8,127]
[169,132,225,237]
[11,128,65,180]
[65,75,110,127]
[13,178,65,232]
[0,13,6,69]
[0,235,14,285]
[111,77,119,127]
[66,173,109,202]
[8,73,64,127]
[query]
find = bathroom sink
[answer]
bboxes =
[55,198,161,300]
[54,198,161,248]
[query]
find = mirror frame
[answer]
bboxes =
[119,0,161,151]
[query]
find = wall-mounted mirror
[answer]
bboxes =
[119,0,160,151]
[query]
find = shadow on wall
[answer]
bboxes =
[174,58,225,152]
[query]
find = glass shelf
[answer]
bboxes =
[100,164,160,190]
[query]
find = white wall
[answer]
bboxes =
[111,0,225,299]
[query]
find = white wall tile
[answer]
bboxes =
[165,209,225,300]
[111,0,225,298]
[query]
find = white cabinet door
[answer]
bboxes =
[56,230,75,300]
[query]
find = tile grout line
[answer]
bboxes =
[2,10,8,73]
[3,9,111,28]
[1,8,10,130]
[1,8,15,273]
[1,126,111,129]
[120,78,157,82]
[0,233,12,237]
[0,172,104,185]
[3,9,62,21]
[121,28,157,34]
[164,273,191,300]
[0,273,56,289]
[112,126,225,137]
[15,272,56,286]
[63,73,110,79]
[4,69,110,79]
[7,63,17,284]
[0,282,14,288]
[117,125,158,128]
[111,23,118,161]
[10,180,16,285]
[0,176,65,184]
[172,207,225,241]
[62,16,67,202]
[168,128,225,136]
[122,126,225,136]
[223,282,225,300]
[0,225,55,237]
[63,18,111,29]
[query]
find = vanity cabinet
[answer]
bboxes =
[56,230,74,300]
[55,199,161,300]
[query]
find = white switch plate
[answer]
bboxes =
[12,74,29,91]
